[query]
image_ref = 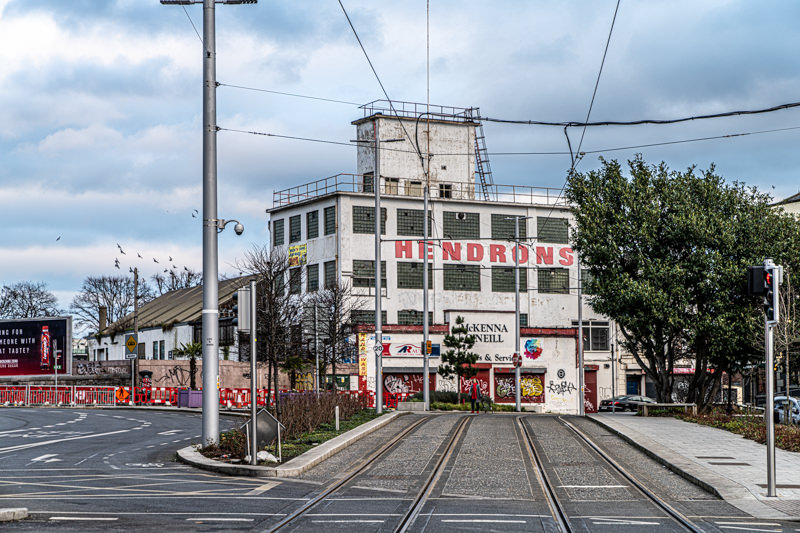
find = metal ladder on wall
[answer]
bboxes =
[471,107,496,201]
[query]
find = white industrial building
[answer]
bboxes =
[267,101,649,413]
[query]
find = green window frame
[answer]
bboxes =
[353,259,387,289]
[491,213,527,240]
[443,211,479,239]
[491,266,528,292]
[538,267,569,294]
[537,216,569,243]
[306,210,319,239]
[443,264,481,291]
[353,206,387,234]
[272,219,284,246]
[324,206,336,235]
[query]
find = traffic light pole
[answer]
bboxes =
[766,318,776,497]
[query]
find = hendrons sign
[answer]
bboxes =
[394,240,573,266]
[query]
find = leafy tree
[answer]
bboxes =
[566,156,800,408]
[70,275,153,333]
[307,279,366,389]
[151,267,201,296]
[174,341,202,390]
[0,281,61,318]
[438,315,479,393]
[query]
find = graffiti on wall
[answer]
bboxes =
[495,374,545,403]
[384,373,426,394]
[153,365,191,387]
[75,361,128,376]
[548,380,576,395]
[295,372,314,391]
[437,376,458,393]
[460,376,489,396]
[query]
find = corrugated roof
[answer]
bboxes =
[101,275,256,335]
[773,191,800,206]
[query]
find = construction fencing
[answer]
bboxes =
[0,385,400,409]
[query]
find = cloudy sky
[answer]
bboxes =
[2,0,800,316]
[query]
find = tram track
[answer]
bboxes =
[267,414,470,532]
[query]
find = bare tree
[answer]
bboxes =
[70,275,153,333]
[0,281,62,318]
[236,245,305,416]
[151,267,201,296]
[308,279,367,389]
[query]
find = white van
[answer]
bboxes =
[773,396,800,424]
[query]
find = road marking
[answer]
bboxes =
[246,482,278,495]
[591,518,661,525]
[74,453,100,466]
[0,429,131,455]
[312,520,385,524]
[31,454,62,463]
[50,517,119,521]
[189,518,254,522]
[158,430,181,436]
[717,527,781,532]
[442,519,527,523]
[716,523,781,527]
[560,484,627,488]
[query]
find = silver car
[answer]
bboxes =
[773,396,800,424]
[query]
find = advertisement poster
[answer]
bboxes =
[288,244,307,267]
[0,317,72,377]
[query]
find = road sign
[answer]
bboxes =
[374,344,384,354]
[426,340,432,354]
[512,352,521,367]
[124,334,138,358]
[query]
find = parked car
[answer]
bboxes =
[773,396,800,424]
[598,394,657,412]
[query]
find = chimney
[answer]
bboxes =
[99,306,108,331]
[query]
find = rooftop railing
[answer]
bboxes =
[272,174,568,208]
[359,100,476,122]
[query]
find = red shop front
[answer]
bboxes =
[493,368,546,404]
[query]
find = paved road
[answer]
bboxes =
[3,409,799,532]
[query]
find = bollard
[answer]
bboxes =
[335,405,340,431]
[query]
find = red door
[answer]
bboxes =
[584,369,598,413]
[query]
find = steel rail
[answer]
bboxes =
[517,416,573,533]
[267,415,431,532]
[395,415,472,532]
[558,416,705,533]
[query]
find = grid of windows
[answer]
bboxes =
[537,217,569,243]
[307,263,319,292]
[443,264,481,291]
[443,211,479,239]
[289,215,301,243]
[352,206,387,234]
[351,310,387,325]
[306,210,319,239]
[273,219,284,246]
[397,209,431,236]
[396,261,433,289]
[397,310,434,326]
[362,172,374,193]
[538,268,570,294]
[353,260,387,289]
[289,267,301,295]
[491,214,528,240]
[385,177,399,195]
[520,313,528,327]
[324,206,336,235]
[572,321,610,351]
[491,266,528,292]
[324,260,336,288]
[408,181,423,197]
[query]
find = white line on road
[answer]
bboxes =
[158,430,181,436]
[717,527,781,532]
[0,429,132,455]
[591,518,661,525]
[312,520,385,524]
[188,518,254,522]
[50,517,119,521]
[441,519,527,524]
[246,482,278,495]
[560,484,627,488]
[74,453,100,466]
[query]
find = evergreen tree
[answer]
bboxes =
[438,315,479,392]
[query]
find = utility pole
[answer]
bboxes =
[249,279,257,465]
[422,178,430,411]
[133,267,139,404]
[577,256,585,416]
[514,216,521,412]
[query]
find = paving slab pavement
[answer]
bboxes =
[590,413,800,521]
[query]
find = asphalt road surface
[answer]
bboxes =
[1,409,797,532]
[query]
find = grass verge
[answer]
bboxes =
[675,410,800,453]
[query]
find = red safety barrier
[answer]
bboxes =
[0,385,27,405]
[74,386,116,406]
[27,386,72,406]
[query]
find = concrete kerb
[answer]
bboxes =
[177,411,408,478]
[587,415,793,520]
[0,508,28,522]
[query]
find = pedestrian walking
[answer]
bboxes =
[470,381,480,413]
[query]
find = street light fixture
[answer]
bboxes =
[161,0,255,447]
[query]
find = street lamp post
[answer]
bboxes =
[507,215,530,413]
[161,0,254,447]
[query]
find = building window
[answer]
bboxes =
[397,310,433,326]
[273,219,284,246]
[520,313,528,327]
[397,261,433,289]
[538,267,569,294]
[443,264,481,291]
[324,260,336,288]
[289,267,302,295]
[307,263,319,293]
[219,320,235,347]
[443,211,479,239]
[306,210,319,239]
[408,181,423,197]
[537,216,569,243]
[491,266,527,292]
[580,268,593,294]
[160,340,165,360]
[274,272,286,295]
[324,206,336,235]
[397,209,432,236]
[572,321,610,351]
[351,310,387,325]
[352,206,387,234]
[384,177,399,195]
[491,214,528,240]
[362,172,374,194]
[353,259,386,289]
[289,215,301,243]
[152,341,158,360]
[439,183,452,198]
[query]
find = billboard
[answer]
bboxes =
[0,317,72,377]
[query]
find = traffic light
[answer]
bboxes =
[747,266,765,296]
[763,267,779,323]
[232,287,252,334]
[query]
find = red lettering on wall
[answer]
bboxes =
[559,247,574,266]
[395,240,413,258]
[466,243,484,261]
[535,246,554,265]
[512,244,529,264]
[442,241,461,261]
[418,241,434,260]
[489,244,506,263]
